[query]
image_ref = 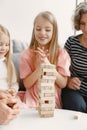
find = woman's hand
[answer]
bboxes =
[67,77,81,90]
[0,98,20,125]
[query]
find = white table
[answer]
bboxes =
[0,109,87,130]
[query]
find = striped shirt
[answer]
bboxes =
[64,35,87,97]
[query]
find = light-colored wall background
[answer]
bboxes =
[0,0,79,47]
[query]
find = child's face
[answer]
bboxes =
[0,33,9,58]
[34,17,53,49]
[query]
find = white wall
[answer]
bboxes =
[0,0,76,47]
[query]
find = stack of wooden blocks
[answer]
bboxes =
[38,64,56,117]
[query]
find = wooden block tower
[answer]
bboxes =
[38,64,56,117]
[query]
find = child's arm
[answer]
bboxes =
[23,65,41,89]
[55,70,68,88]
[22,47,51,89]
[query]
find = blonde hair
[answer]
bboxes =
[73,2,87,30]
[0,24,17,86]
[29,11,59,64]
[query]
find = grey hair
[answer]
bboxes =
[73,2,87,30]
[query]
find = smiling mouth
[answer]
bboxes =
[0,52,6,55]
[0,51,5,53]
[39,38,46,40]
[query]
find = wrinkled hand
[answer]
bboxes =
[67,77,81,90]
[0,98,20,125]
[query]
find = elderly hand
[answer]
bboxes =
[0,98,20,125]
[67,77,81,90]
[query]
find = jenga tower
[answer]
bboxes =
[38,64,56,117]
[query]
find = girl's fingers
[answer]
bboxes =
[34,47,49,58]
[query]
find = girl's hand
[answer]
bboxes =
[67,77,81,90]
[0,90,12,100]
[7,89,17,96]
[34,47,50,64]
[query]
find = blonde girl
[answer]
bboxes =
[20,11,71,108]
[0,24,19,99]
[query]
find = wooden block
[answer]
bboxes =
[39,86,55,90]
[39,78,56,84]
[39,92,55,98]
[39,103,55,108]
[39,82,55,87]
[39,110,54,117]
[42,69,56,75]
[40,114,54,117]
[40,64,56,69]
[39,110,54,114]
[40,75,56,80]
[39,89,55,93]
[39,96,55,100]
[39,107,54,111]
[44,93,55,97]
[74,113,80,120]
[39,99,55,104]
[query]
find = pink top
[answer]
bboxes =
[20,48,71,108]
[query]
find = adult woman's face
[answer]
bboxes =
[80,13,87,38]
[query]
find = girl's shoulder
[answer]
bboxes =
[58,47,70,59]
[57,47,71,63]
[58,47,68,55]
[21,48,33,59]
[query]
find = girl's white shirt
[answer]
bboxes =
[0,57,19,91]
